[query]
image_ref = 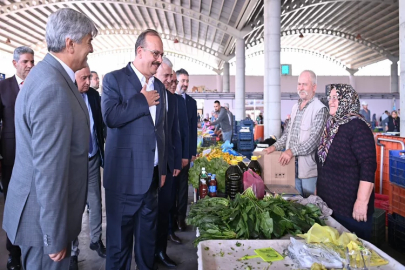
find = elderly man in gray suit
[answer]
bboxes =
[2,8,97,270]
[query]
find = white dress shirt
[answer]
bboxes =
[49,53,75,82]
[15,74,24,89]
[131,63,158,166]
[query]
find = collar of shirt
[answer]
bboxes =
[15,74,23,85]
[130,62,154,89]
[49,53,75,83]
[298,96,315,110]
[182,93,186,100]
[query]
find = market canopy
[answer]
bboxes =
[0,0,399,72]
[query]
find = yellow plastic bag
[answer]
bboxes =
[297,223,340,244]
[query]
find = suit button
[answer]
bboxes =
[155,128,157,132]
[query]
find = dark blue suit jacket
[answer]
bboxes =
[87,87,105,167]
[176,95,189,160]
[101,63,167,195]
[186,94,197,159]
[166,90,182,172]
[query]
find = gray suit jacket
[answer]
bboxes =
[2,53,90,254]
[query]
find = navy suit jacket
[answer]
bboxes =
[176,95,189,160]
[87,87,105,167]
[0,75,19,166]
[101,63,167,195]
[186,94,197,159]
[166,90,182,172]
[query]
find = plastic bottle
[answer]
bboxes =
[225,160,244,200]
[199,179,208,199]
[208,175,217,197]
[200,168,208,184]
[248,156,262,177]
[236,156,248,172]
[207,173,212,184]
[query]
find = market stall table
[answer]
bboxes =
[197,217,405,270]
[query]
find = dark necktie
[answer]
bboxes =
[81,93,93,155]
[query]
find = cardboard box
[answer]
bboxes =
[252,149,295,186]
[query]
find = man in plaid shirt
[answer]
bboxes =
[264,70,328,197]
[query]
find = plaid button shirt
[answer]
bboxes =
[274,98,328,156]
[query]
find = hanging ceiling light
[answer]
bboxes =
[299,32,304,38]
[5,38,11,44]
[174,38,179,43]
[356,33,362,39]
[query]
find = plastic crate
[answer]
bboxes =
[388,213,405,251]
[389,150,405,188]
[202,137,217,147]
[375,193,389,226]
[371,208,386,247]
[238,140,255,151]
[238,132,253,141]
[389,183,405,217]
[239,119,254,130]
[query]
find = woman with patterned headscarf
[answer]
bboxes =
[316,84,376,240]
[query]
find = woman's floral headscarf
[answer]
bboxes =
[318,84,370,165]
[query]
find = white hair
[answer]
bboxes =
[300,70,317,85]
[162,57,173,68]
[46,8,98,53]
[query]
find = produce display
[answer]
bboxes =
[205,148,237,163]
[189,157,229,193]
[186,188,325,246]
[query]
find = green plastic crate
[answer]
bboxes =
[371,208,386,247]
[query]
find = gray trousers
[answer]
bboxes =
[21,245,71,270]
[72,154,102,256]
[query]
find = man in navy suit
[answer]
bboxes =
[70,65,106,269]
[154,57,181,268]
[101,29,167,270]
[0,46,34,270]
[175,68,197,231]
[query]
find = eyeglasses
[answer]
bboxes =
[171,80,179,85]
[141,47,164,59]
[327,96,339,101]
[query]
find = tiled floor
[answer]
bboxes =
[0,184,198,270]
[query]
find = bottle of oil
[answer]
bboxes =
[208,175,217,197]
[236,156,248,172]
[225,160,243,199]
[199,179,208,199]
[248,156,262,177]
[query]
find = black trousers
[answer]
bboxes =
[105,166,159,270]
[2,164,22,258]
[176,163,190,219]
[156,168,175,253]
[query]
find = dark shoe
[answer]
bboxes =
[168,233,182,244]
[156,251,177,268]
[89,238,106,258]
[177,218,187,231]
[7,255,21,270]
[69,256,78,270]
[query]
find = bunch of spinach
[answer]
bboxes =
[187,188,326,246]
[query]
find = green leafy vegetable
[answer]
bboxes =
[187,188,326,246]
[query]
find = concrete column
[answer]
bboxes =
[235,38,245,121]
[400,1,405,137]
[222,62,230,93]
[216,74,222,92]
[346,68,358,90]
[264,0,281,138]
[391,61,399,93]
